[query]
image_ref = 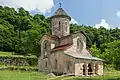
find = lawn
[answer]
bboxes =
[0,70,120,80]
[0,52,120,80]
[0,70,49,80]
[0,51,36,58]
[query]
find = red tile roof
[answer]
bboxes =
[52,44,72,52]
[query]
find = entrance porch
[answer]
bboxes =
[75,62,101,76]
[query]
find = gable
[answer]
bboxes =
[64,32,92,58]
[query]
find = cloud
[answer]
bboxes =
[94,19,110,29]
[70,18,79,24]
[116,11,120,17]
[0,0,54,14]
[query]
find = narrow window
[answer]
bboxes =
[67,63,70,71]
[59,21,60,31]
[44,43,47,49]
[45,60,47,68]
[77,38,83,52]
[95,64,98,74]
[65,22,67,32]
[55,59,57,69]
[67,62,71,71]
[83,64,85,75]
[52,22,54,32]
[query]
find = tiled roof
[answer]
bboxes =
[50,8,71,20]
[54,8,67,16]
[52,44,72,52]
[64,52,104,61]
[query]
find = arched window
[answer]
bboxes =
[54,59,57,69]
[65,22,67,32]
[95,64,98,75]
[77,38,83,52]
[83,64,85,75]
[44,42,47,49]
[43,41,50,58]
[67,62,71,71]
[59,21,61,31]
[45,60,47,68]
[88,63,93,75]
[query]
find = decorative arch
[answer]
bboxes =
[77,38,83,52]
[83,64,85,75]
[88,63,93,75]
[95,64,99,75]
[43,40,51,58]
[43,40,48,49]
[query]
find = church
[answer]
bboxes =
[38,7,103,76]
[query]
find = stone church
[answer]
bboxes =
[38,7,103,76]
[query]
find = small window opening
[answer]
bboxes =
[67,62,71,71]
[59,21,61,31]
[45,60,47,68]
[55,59,57,69]
[44,43,47,49]
[65,22,67,32]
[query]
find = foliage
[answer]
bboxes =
[99,40,120,70]
[0,6,50,55]
[1,6,120,70]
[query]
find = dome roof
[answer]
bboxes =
[54,8,67,16]
[50,8,71,20]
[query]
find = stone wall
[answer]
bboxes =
[51,17,70,38]
[48,52,103,76]
[0,56,37,66]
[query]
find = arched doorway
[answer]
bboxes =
[88,63,93,75]
[83,64,85,75]
[95,64,98,75]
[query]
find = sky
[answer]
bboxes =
[0,0,120,29]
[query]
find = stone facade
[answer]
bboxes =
[38,7,103,76]
[51,8,71,38]
[51,17,70,38]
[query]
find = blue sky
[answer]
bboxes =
[51,0,120,28]
[1,0,120,28]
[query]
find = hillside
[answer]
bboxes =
[1,6,120,70]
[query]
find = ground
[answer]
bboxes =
[0,70,49,80]
[0,70,120,80]
[0,52,119,80]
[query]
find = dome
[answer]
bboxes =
[54,8,67,16]
[50,8,71,21]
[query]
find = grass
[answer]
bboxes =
[0,51,13,56]
[0,70,120,80]
[0,51,36,58]
[0,51,120,80]
[0,70,50,80]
